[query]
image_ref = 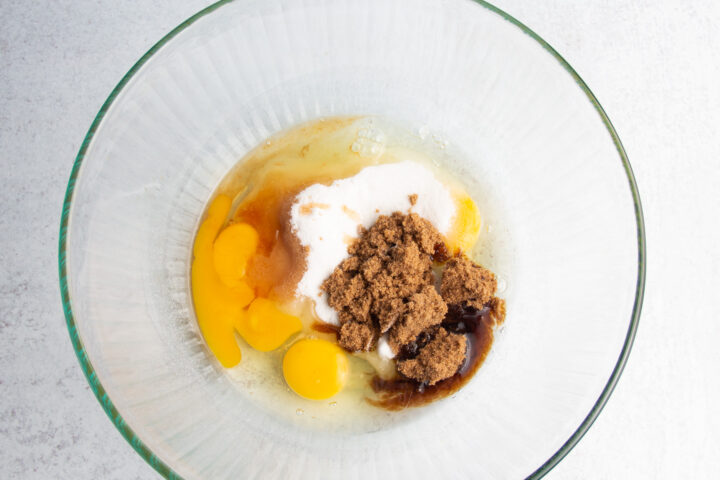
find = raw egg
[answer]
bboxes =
[283,339,349,400]
[234,298,302,352]
[448,194,482,253]
[191,195,255,368]
[213,222,259,287]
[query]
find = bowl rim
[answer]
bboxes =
[58,1,646,478]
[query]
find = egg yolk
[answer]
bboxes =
[283,339,349,400]
[191,195,255,368]
[234,298,302,352]
[447,194,482,254]
[213,222,259,287]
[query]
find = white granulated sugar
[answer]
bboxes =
[376,335,395,359]
[290,161,456,325]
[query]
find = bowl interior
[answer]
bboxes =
[62,0,642,478]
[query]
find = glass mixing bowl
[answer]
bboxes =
[59,0,645,478]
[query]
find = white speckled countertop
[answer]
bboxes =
[1,1,719,478]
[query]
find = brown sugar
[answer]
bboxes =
[397,328,467,385]
[320,210,505,394]
[321,212,444,352]
[440,256,497,309]
[408,193,418,206]
[338,321,376,352]
[488,296,507,325]
[387,285,447,351]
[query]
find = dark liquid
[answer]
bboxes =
[432,242,451,263]
[311,322,340,335]
[368,304,497,410]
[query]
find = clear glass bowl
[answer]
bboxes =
[59,0,645,478]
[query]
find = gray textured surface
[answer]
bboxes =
[1,0,719,478]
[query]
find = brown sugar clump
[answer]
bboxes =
[321,212,444,352]
[387,285,447,351]
[408,193,418,206]
[397,328,467,385]
[375,297,405,333]
[440,256,497,309]
[338,321,376,352]
[402,213,443,255]
[488,296,506,325]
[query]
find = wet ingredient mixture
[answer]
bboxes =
[190,117,505,411]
